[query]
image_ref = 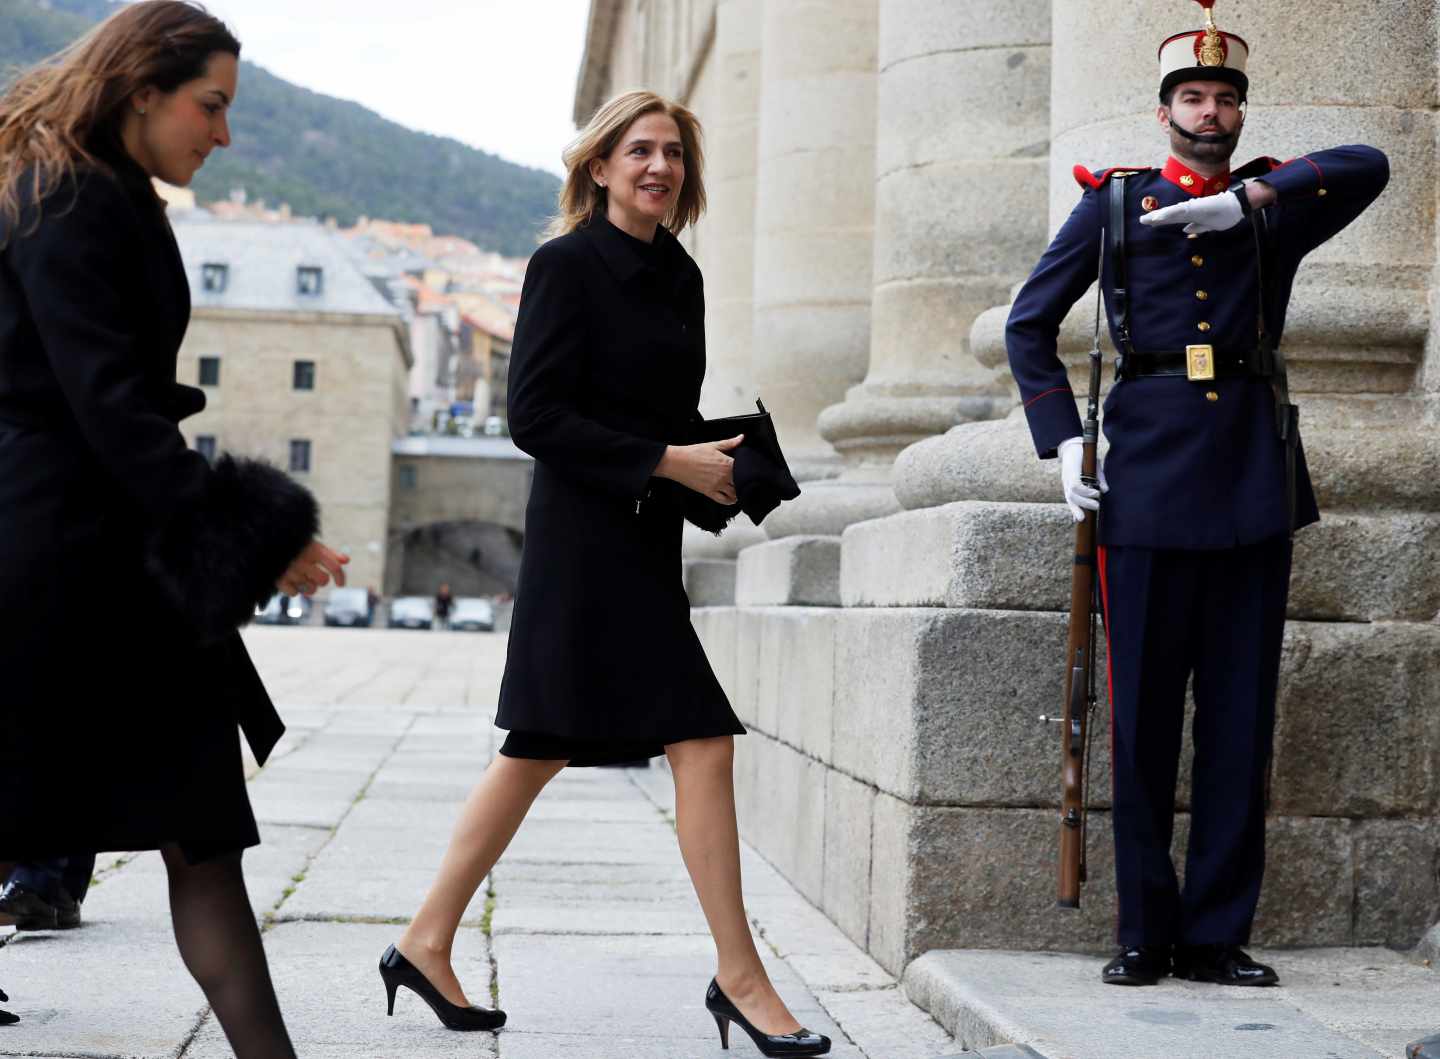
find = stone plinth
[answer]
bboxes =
[735,536,842,607]
[842,500,1440,623]
[696,605,1440,974]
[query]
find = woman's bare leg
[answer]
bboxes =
[396,754,568,1006]
[666,736,803,1035]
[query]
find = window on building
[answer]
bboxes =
[293,360,316,390]
[198,356,220,386]
[195,435,217,464]
[201,262,229,293]
[398,464,418,490]
[289,439,311,473]
[297,266,324,296]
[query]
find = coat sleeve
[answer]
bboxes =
[507,239,668,499]
[1257,145,1390,258]
[7,171,317,641]
[1005,187,1102,459]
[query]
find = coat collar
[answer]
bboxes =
[1161,156,1232,197]
[581,212,697,290]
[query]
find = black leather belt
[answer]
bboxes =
[1118,349,1271,380]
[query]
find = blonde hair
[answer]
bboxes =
[0,1,239,244]
[546,89,706,240]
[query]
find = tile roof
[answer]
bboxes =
[173,214,401,318]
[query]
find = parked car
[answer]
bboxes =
[254,593,311,626]
[324,586,373,628]
[448,597,495,632]
[388,596,435,630]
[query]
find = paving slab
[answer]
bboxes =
[816,986,959,1059]
[502,818,686,867]
[182,921,497,1059]
[0,911,203,1057]
[904,949,1438,1059]
[491,932,864,1058]
[1,628,959,1058]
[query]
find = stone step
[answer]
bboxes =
[904,948,1440,1059]
[840,500,1440,623]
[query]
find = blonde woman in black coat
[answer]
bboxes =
[0,4,345,1054]
[380,91,829,1057]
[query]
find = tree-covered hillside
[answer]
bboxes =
[0,0,560,254]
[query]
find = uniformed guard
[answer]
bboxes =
[1006,0,1389,987]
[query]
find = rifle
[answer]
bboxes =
[1040,199,1112,910]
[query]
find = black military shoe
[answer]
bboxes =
[0,879,79,931]
[1101,945,1171,986]
[1173,944,1278,986]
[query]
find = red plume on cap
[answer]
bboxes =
[1192,0,1217,8]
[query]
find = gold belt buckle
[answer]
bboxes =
[1186,344,1215,382]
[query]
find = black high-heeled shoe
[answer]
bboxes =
[378,944,506,1031]
[705,978,830,1056]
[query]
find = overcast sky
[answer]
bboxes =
[185,1,593,176]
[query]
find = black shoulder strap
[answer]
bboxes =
[1108,175,1136,367]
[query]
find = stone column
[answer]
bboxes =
[680,0,769,603]
[768,0,1050,538]
[699,0,763,419]
[750,0,879,485]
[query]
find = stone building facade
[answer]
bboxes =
[575,0,1440,976]
[172,216,411,596]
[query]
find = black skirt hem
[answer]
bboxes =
[1,834,259,867]
[498,724,745,768]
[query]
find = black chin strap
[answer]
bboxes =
[1168,118,1240,146]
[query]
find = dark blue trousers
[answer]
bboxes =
[10,854,95,904]
[1098,535,1292,947]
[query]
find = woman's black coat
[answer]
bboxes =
[494,215,742,764]
[0,156,315,861]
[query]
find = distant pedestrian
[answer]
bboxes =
[0,3,347,1054]
[434,582,454,625]
[381,90,825,1056]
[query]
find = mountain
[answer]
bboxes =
[0,0,561,255]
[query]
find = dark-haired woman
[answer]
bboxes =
[0,3,345,1054]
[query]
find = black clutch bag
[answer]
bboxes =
[683,398,800,533]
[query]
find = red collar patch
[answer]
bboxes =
[1073,164,1152,191]
[1162,156,1231,197]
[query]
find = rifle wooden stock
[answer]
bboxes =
[1055,292,1105,910]
[1051,205,1110,910]
[1057,461,1097,909]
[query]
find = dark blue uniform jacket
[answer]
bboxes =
[1006,146,1389,549]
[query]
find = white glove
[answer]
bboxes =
[1058,436,1108,522]
[1139,189,1245,234]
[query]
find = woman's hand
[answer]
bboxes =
[277,539,349,596]
[654,434,743,504]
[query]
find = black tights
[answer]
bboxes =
[161,846,296,1059]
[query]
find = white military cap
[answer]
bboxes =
[1158,0,1250,101]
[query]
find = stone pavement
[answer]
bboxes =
[908,949,1440,1059]
[0,627,956,1059]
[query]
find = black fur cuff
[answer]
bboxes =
[683,493,738,535]
[146,455,318,642]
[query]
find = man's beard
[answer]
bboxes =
[1168,117,1241,165]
